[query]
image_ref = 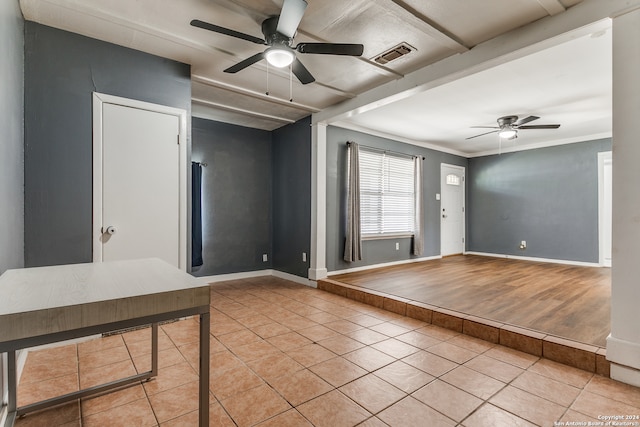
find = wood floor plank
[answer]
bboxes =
[331,255,610,347]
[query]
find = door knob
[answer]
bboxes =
[104,226,117,235]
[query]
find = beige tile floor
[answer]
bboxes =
[13,276,640,427]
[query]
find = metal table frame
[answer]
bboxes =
[1,307,210,427]
[0,306,210,427]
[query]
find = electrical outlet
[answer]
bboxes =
[302,252,307,262]
[519,241,527,250]
[262,254,268,262]
[395,242,399,250]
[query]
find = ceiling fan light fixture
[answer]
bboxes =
[499,128,517,139]
[265,47,294,68]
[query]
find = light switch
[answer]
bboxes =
[436,193,441,200]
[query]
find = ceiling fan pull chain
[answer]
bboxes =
[289,64,293,102]
[266,61,270,96]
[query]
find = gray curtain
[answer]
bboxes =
[412,156,424,256]
[344,142,362,262]
[191,162,204,267]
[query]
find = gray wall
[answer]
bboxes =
[0,0,24,274]
[467,138,612,263]
[191,118,272,276]
[326,126,468,272]
[272,117,312,278]
[0,0,24,408]
[24,22,191,267]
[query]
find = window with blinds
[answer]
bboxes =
[359,148,415,236]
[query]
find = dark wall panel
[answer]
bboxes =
[326,126,468,272]
[191,118,272,276]
[467,138,612,262]
[24,22,191,267]
[272,117,312,278]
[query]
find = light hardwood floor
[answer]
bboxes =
[331,255,611,347]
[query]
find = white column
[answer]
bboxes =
[309,122,328,280]
[607,6,640,387]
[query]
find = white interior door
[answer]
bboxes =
[599,151,612,267]
[441,164,465,256]
[93,93,187,270]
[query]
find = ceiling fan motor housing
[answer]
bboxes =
[497,115,519,127]
[262,16,292,47]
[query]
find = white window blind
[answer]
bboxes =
[359,148,415,236]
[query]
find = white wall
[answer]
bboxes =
[608,6,640,386]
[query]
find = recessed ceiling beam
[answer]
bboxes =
[370,0,469,53]
[535,0,567,16]
[191,97,296,124]
[192,74,320,113]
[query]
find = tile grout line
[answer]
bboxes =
[221,280,594,427]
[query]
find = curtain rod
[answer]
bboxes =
[347,141,425,160]
[193,161,208,167]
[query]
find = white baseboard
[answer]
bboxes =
[195,269,314,287]
[328,255,442,276]
[195,269,272,284]
[465,251,602,268]
[610,363,640,388]
[272,270,316,288]
[308,267,328,281]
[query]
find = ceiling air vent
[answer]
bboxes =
[374,43,414,65]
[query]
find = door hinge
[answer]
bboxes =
[177,135,180,145]
[462,206,465,213]
[462,237,465,243]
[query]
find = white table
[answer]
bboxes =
[0,258,210,426]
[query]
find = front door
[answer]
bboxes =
[441,164,465,256]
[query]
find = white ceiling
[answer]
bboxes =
[20,0,611,156]
[335,26,612,156]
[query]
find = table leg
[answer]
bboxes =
[4,351,17,427]
[199,312,210,427]
[151,323,158,377]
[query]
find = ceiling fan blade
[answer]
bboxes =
[224,52,265,73]
[190,19,266,45]
[470,126,499,129]
[515,115,540,126]
[297,43,364,56]
[466,130,499,140]
[291,58,315,84]
[518,124,561,129]
[276,0,307,38]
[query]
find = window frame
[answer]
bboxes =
[357,147,416,239]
